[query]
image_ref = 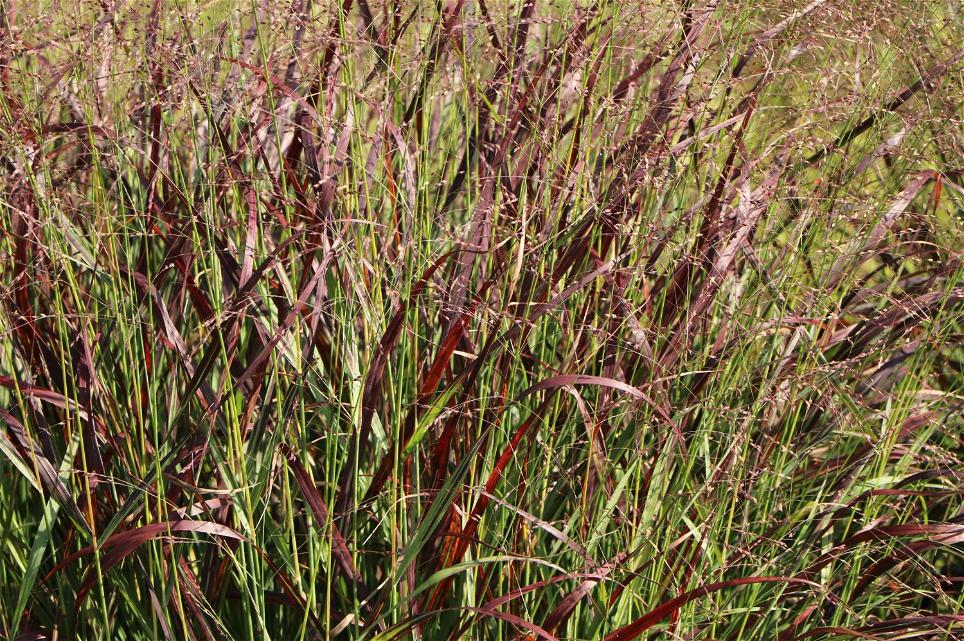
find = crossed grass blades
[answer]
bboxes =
[1,0,963,639]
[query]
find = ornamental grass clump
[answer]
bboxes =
[0,1,962,639]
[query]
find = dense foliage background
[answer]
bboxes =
[1,0,963,639]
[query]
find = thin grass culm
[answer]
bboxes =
[1,1,963,640]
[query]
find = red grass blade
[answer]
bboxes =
[605,577,819,641]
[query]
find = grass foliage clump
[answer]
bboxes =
[1,0,963,639]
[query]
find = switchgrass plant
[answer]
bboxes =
[1,0,963,639]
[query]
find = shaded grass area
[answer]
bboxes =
[1,0,963,639]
